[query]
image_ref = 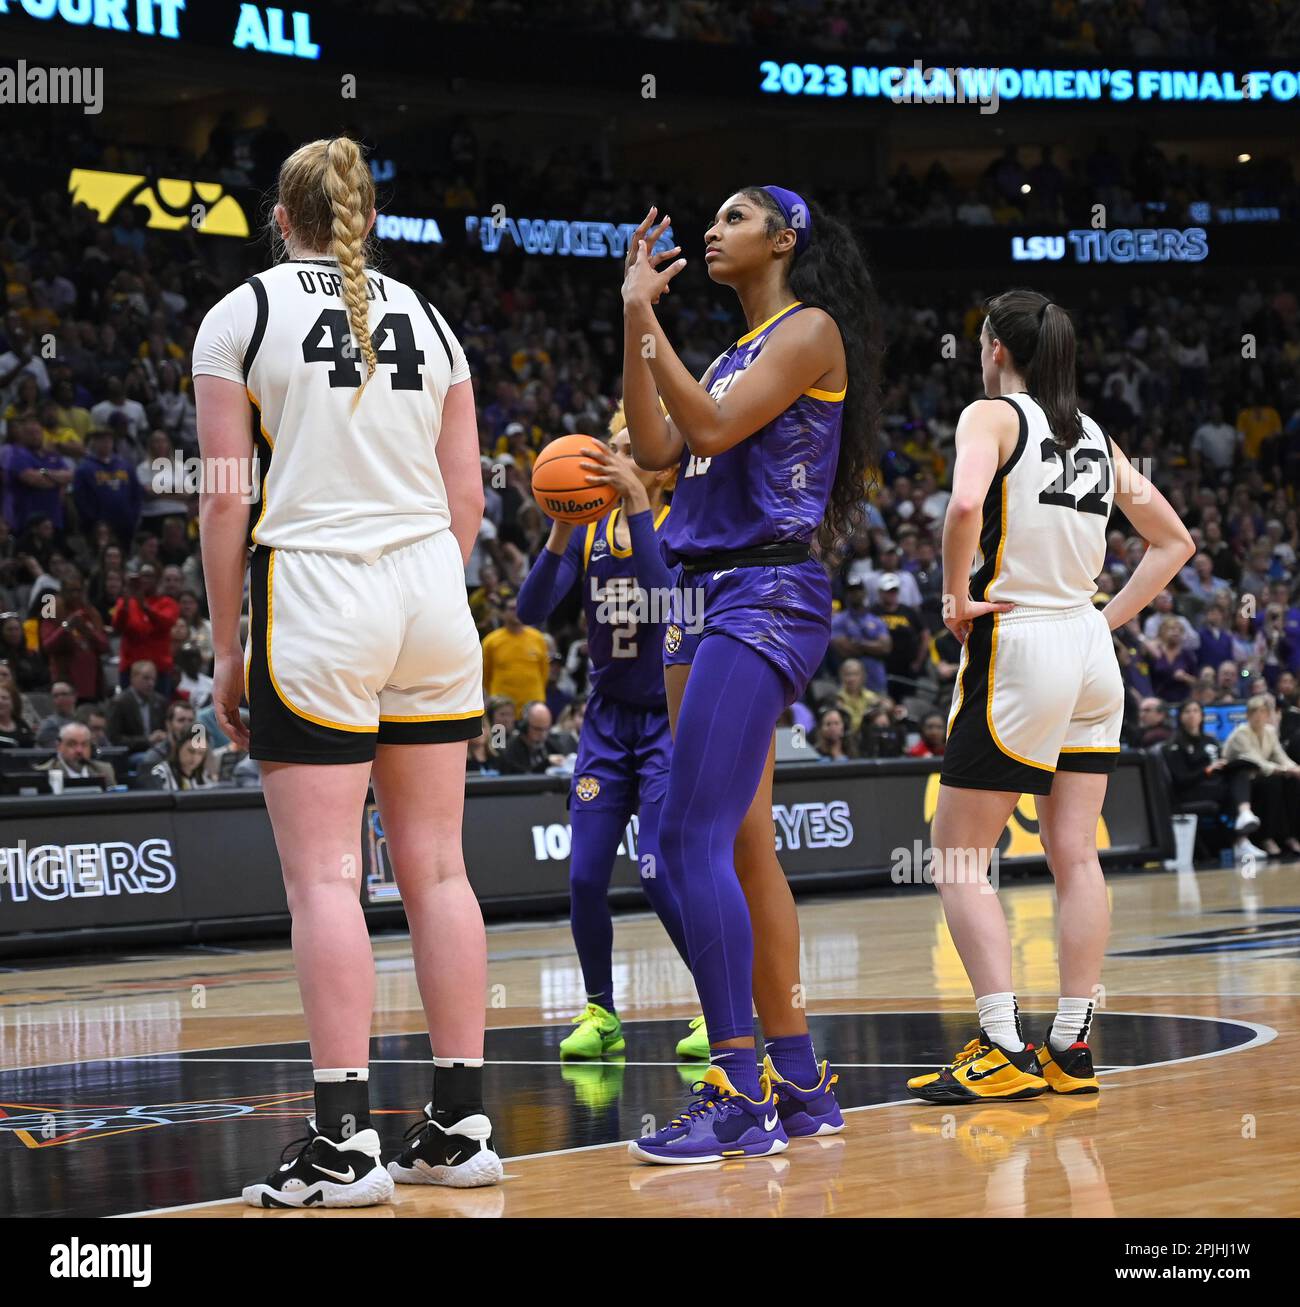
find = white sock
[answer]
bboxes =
[975,992,1023,1051]
[1051,997,1094,1051]
[313,1067,369,1082]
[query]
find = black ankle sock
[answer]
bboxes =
[314,1078,371,1140]
[432,1060,483,1121]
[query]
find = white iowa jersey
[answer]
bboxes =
[970,392,1115,609]
[192,257,470,557]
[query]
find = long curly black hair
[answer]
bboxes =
[739,186,884,556]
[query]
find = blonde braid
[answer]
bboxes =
[322,137,378,406]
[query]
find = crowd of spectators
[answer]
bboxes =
[0,120,1297,849]
[369,0,1300,60]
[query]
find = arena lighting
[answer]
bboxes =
[1020,183,1032,194]
[1011,228,1209,263]
[760,61,1300,103]
[1238,152,1252,162]
[67,168,250,237]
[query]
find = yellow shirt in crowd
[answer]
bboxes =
[1237,405,1281,460]
[481,624,549,713]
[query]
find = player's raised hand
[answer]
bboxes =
[624,206,675,278]
[621,238,686,310]
[580,442,650,513]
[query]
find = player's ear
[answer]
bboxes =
[273,203,292,242]
[365,207,377,240]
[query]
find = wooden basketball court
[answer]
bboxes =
[2,862,1296,1219]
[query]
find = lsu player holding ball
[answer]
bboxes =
[195,137,501,1205]
[619,189,883,1163]
[516,410,708,1062]
[907,289,1193,1105]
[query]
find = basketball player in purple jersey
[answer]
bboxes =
[618,188,883,1163]
[516,408,706,1062]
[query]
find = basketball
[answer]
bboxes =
[530,434,619,523]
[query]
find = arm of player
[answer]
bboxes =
[620,209,686,472]
[941,400,1019,643]
[624,508,674,595]
[1102,443,1195,632]
[627,285,840,462]
[194,373,253,750]
[436,378,486,568]
[515,527,584,626]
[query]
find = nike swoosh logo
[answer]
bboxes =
[713,568,737,580]
[764,1113,778,1130]
[313,1164,355,1182]
[446,1150,462,1164]
[964,1064,1005,1082]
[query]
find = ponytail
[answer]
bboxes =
[739,186,883,553]
[984,289,1083,448]
[323,137,378,407]
[270,136,378,411]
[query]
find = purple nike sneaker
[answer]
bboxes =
[762,1055,845,1137]
[628,1066,788,1165]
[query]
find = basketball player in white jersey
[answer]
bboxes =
[907,288,1193,1104]
[193,137,502,1204]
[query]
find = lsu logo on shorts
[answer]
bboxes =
[664,623,682,655]
[575,775,601,802]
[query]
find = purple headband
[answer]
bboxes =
[761,185,812,256]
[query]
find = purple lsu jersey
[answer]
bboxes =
[660,301,845,568]
[581,504,672,708]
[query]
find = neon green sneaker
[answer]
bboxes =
[675,1014,710,1061]
[559,1002,625,1059]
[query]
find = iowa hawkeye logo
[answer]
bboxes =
[922,773,1110,856]
[68,168,249,238]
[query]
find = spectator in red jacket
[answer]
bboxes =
[907,710,948,758]
[111,562,179,695]
[40,569,108,702]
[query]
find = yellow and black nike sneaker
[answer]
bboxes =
[1035,1032,1101,1094]
[907,1029,1048,1104]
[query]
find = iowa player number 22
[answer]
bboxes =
[1037,438,1110,516]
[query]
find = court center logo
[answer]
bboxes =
[68,168,250,237]
[0,1100,255,1148]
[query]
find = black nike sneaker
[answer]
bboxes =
[1036,1028,1101,1094]
[907,1029,1048,1104]
[242,1117,394,1208]
[387,1103,504,1188]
